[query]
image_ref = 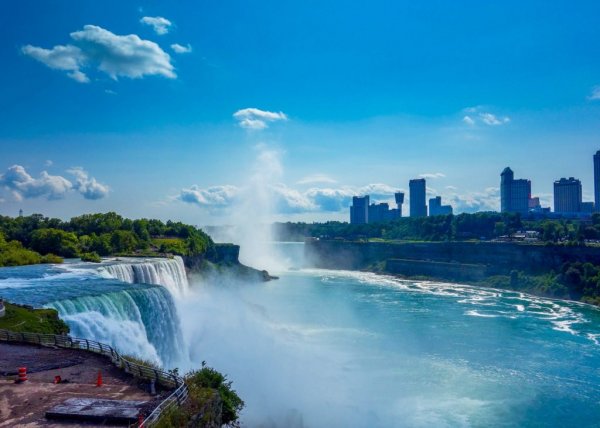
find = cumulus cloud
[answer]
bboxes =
[67,167,110,200]
[462,115,475,126]
[0,165,109,201]
[21,44,89,82]
[588,86,600,100]
[443,187,500,213]
[171,43,192,54]
[22,25,175,82]
[177,180,506,216]
[0,165,72,201]
[140,16,172,35]
[297,174,337,185]
[461,107,510,126]
[178,185,239,207]
[233,108,288,130]
[419,172,446,179]
[479,112,510,126]
[177,182,402,214]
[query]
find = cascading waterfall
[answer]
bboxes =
[99,256,189,298]
[47,286,187,369]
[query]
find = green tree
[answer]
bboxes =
[30,228,79,258]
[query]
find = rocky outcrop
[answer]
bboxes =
[183,244,276,282]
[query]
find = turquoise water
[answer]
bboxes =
[2,255,600,427]
[182,268,600,427]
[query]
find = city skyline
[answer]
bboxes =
[1,1,600,225]
[351,149,600,222]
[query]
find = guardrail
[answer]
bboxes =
[0,329,188,427]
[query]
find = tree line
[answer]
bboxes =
[273,212,600,244]
[0,212,214,266]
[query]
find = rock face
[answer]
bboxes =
[183,244,276,282]
[305,239,600,275]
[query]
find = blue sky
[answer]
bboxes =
[1,0,600,225]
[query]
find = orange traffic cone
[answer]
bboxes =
[96,370,102,387]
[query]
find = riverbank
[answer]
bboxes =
[305,239,600,305]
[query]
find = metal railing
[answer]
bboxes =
[0,328,188,427]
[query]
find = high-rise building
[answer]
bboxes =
[594,150,600,212]
[394,192,405,217]
[500,167,531,215]
[428,196,453,216]
[350,196,369,224]
[553,177,582,214]
[409,179,427,217]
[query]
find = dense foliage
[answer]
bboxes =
[0,232,63,267]
[0,212,214,260]
[155,363,244,428]
[186,364,244,426]
[477,261,600,306]
[273,212,600,244]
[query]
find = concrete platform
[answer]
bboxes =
[45,398,147,425]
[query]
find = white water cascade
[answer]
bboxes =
[99,256,189,298]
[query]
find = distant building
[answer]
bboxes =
[553,177,582,214]
[581,201,595,213]
[395,192,405,217]
[369,202,401,222]
[409,179,427,217]
[528,197,540,210]
[594,150,600,212]
[18,209,23,217]
[429,196,453,216]
[350,196,369,224]
[500,167,531,215]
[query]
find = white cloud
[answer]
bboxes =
[140,16,172,35]
[177,182,402,214]
[462,115,475,126]
[178,185,239,207]
[0,165,72,200]
[233,108,288,130]
[588,86,600,100]
[297,174,337,185]
[21,44,89,82]
[443,187,500,213]
[419,172,446,179]
[67,167,110,200]
[22,25,175,83]
[177,181,506,216]
[479,112,510,126]
[460,107,510,126]
[171,43,192,54]
[0,165,109,201]
[44,160,53,167]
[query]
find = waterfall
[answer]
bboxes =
[99,256,189,298]
[47,286,187,369]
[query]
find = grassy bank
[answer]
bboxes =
[0,302,69,334]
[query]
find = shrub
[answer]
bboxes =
[80,251,101,263]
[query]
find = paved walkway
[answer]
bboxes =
[0,342,158,427]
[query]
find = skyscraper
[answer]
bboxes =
[553,177,582,214]
[394,192,405,217]
[350,196,369,224]
[500,167,531,215]
[409,179,427,217]
[429,196,453,216]
[594,151,600,212]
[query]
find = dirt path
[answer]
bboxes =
[0,342,160,427]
